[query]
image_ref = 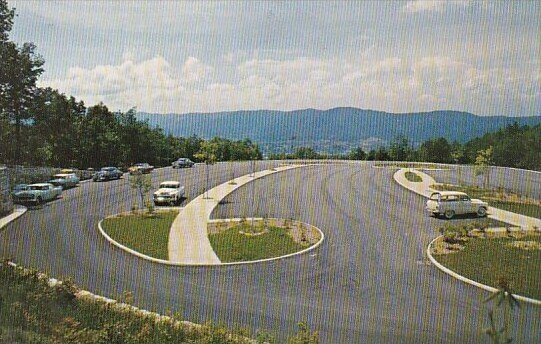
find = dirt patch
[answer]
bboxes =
[431,237,465,255]
[208,218,322,246]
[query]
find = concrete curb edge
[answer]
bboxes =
[0,205,27,230]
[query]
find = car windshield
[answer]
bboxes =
[161,183,179,188]
[53,175,66,179]
[29,185,47,190]
[429,193,440,201]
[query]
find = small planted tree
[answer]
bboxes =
[475,146,494,189]
[484,276,520,343]
[129,171,152,213]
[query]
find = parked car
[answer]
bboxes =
[426,191,488,219]
[153,181,185,205]
[172,158,195,168]
[129,163,154,174]
[11,184,29,199]
[12,183,62,205]
[48,173,79,189]
[93,167,123,181]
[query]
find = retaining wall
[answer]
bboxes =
[0,167,13,216]
[4,165,95,187]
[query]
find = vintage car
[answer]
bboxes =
[426,191,488,219]
[129,163,154,174]
[13,183,62,205]
[153,181,185,205]
[93,167,123,181]
[48,173,79,189]
[172,158,195,168]
[11,184,29,199]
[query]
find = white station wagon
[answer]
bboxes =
[426,191,488,219]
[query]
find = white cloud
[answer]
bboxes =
[403,1,470,13]
[40,54,539,116]
[181,57,213,83]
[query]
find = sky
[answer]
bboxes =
[8,0,541,116]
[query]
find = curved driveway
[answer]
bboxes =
[1,162,539,342]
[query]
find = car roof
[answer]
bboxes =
[29,183,53,187]
[53,173,74,177]
[160,181,180,184]
[432,191,468,196]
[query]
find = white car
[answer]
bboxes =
[153,181,185,205]
[426,191,488,219]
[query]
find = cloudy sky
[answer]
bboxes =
[8,0,540,116]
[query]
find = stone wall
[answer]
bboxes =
[0,167,13,216]
[5,165,95,187]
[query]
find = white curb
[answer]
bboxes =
[0,205,27,229]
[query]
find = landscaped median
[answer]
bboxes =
[100,210,179,261]
[207,218,323,263]
[428,225,541,303]
[100,210,324,264]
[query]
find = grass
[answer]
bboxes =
[432,184,541,219]
[101,210,178,260]
[208,224,306,263]
[1,260,321,343]
[404,171,422,182]
[433,235,541,300]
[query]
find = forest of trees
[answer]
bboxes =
[270,123,541,171]
[1,0,539,171]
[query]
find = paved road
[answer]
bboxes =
[1,162,539,342]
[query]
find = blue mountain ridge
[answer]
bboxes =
[136,108,541,147]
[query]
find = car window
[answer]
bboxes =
[441,195,459,202]
[429,193,440,201]
[460,195,470,201]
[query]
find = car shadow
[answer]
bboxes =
[434,213,487,221]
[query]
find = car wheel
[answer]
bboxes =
[477,207,487,217]
[444,210,455,219]
[36,197,43,205]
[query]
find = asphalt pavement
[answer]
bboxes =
[1,162,539,343]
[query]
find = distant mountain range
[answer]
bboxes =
[137,108,541,153]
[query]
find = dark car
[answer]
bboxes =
[93,167,123,181]
[172,158,195,168]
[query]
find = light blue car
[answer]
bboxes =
[48,173,80,189]
[13,183,62,205]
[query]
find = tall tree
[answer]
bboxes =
[29,88,85,166]
[389,135,413,161]
[418,137,453,163]
[348,147,367,160]
[78,103,122,168]
[0,0,44,162]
